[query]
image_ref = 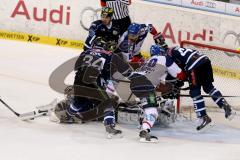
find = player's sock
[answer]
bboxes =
[209,88,236,120]
[192,95,207,118]
[139,107,158,143]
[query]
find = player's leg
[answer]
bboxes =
[201,60,236,120]
[130,75,159,142]
[188,67,214,131]
[189,86,213,131]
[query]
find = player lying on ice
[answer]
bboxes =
[154,33,237,131]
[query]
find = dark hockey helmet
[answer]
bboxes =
[150,44,166,56]
[101,7,114,18]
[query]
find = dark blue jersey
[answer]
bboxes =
[167,46,208,71]
[75,48,112,80]
[84,20,121,51]
[75,48,133,81]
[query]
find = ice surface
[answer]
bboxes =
[0,40,240,160]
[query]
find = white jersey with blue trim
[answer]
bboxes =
[117,24,154,61]
[135,55,182,87]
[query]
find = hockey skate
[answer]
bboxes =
[196,115,214,132]
[105,124,123,139]
[222,102,236,121]
[139,129,158,143]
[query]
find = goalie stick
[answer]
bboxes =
[0,97,57,121]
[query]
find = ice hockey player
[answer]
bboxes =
[84,7,121,51]
[52,37,157,139]
[130,44,186,142]
[117,23,161,63]
[155,33,236,131]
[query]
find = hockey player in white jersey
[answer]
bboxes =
[117,23,161,63]
[131,44,186,142]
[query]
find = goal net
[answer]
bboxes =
[178,41,240,113]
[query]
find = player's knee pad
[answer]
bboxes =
[142,107,158,130]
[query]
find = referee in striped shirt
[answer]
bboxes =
[101,0,131,35]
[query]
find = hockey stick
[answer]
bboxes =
[0,97,57,121]
[0,97,35,120]
[180,94,240,98]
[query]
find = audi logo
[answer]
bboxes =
[205,1,216,8]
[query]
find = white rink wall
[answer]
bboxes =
[0,0,240,51]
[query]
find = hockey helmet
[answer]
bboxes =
[101,7,114,18]
[128,23,142,42]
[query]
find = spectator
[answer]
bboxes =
[100,0,131,35]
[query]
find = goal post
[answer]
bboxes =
[177,40,240,113]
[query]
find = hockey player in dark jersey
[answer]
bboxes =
[154,33,236,131]
[117,23,161,63]
[84,7,121,51]
[52,37,158,139]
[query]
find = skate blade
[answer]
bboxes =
[227,111,237,121]
[139,138,159,143]
[106,133,123,139]
[197,121,215,133]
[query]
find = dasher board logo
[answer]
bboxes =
[80,7,101,31]
[28,35,40,42]
[222,31,240,59]
[56,39,68,46]
[11,0,71,25]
